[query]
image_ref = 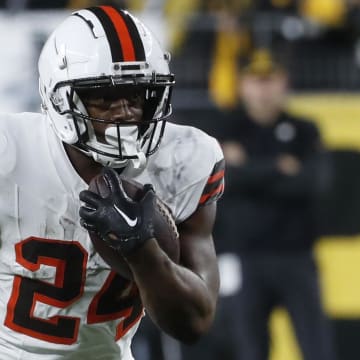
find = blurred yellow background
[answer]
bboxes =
[270,94,360,360]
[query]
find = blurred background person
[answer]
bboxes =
[212,49,336,360]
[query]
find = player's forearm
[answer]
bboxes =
[126,239,217,343]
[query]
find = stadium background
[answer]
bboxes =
[1,1,360,359]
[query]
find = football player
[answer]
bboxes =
[0,5,224,360]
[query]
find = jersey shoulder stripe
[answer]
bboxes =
[199,158,225,206]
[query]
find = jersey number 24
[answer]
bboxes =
[4,237,143,345]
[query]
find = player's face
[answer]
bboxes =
[78,86,145,142]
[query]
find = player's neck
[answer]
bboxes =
[63,143,103,184]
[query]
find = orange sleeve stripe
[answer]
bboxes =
[207,170,225,184]
[100,5,136,61]
[199,182,224,205]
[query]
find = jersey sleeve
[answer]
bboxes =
[170,133,225,223]
[198,158,225,206]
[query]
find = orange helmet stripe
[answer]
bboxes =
[85,6,145,63]
[100,6,136,62]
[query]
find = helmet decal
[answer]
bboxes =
[85,6,145,62]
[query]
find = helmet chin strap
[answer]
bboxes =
[90,125,147,169]
[91,152,146,169]
[91,152,128,168]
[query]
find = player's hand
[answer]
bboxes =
[79,168,155,256]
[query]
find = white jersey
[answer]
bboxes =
[0,112,224,359]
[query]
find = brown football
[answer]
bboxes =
[88,172,180,279]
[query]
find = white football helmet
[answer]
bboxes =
[38,6,175,168]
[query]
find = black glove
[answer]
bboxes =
[79,167,155,256]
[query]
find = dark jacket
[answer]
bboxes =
[214,107,327,253]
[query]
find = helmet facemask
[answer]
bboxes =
[49,74,174,168]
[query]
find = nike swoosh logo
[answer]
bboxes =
[113,204,138,227]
